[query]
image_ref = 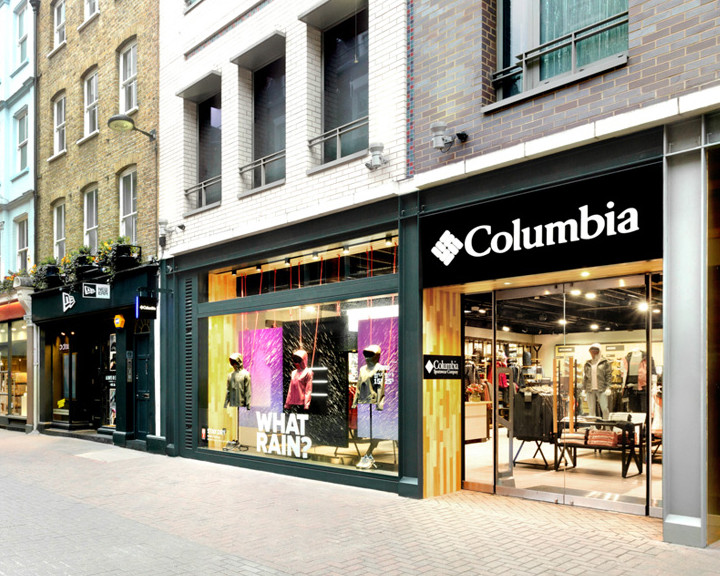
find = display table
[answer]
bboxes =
[464,401,490,442]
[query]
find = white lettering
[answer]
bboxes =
[579,205,605,240]
[617,207,639,234]
[490,231,513,254]
[545,219,579,246]
[465,225,492,257]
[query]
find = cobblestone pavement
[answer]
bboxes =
[0,429,718,576]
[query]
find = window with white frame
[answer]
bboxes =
[16,219,29,273]
[16,110,28,172]
[54,0,66,48]
[119,42,137,113]
[85,0,98,21]
[16,3,28,65]
[84,188,98,252]
[119,168,137,243]
[54,203,66,260]
[84,71,99,136]
[495,0,628,100]
[53,95,66,155]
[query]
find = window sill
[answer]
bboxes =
[238,178,285,199]
[77,11,100,33]
[10,60,29,78]
[306,149,368,176]
[77,130,99,146]
[10,168,29,183]
[482,53,628,114]
[183,200,221,218]
[123,106,139,117]
[184,0,206,14]
[47,41,67,59]
[47,150,67,163]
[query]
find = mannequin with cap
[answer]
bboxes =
[224,352,251,451]
[353,345,387,470]
[581,343,612,420]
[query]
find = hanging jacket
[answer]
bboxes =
[285,349,313,409]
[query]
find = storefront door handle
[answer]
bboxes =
[137,393,150,399]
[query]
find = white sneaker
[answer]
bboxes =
[356,456,371,469]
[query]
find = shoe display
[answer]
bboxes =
[356,456,371,469]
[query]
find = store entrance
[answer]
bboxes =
[462,272,663,515]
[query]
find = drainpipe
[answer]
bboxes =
[28,0,41,432]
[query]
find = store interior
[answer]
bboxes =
[462,272,663,513]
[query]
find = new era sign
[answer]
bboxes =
[421,164,663,288]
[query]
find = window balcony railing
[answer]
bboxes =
[308,116,369,164]
[239,150,286,191]
[185,175,222,211]
[492,11,629,93]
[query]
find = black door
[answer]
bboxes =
[134,331,152,441]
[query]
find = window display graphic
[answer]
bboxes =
[223,352,252,452]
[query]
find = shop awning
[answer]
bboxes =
[0,301,25,322]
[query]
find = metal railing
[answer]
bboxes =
[308,116,369,164]
[239,150,286,190]
[493,12,629,90]
[184,174,222,211]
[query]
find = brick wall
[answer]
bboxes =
[412,0,720,175]
[158,0,407,254]
[36,0,159,263]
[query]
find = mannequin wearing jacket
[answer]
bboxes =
[285,349,313,410]
[353,345,387,470]
[582,343,612,419]
[224,352,251,410]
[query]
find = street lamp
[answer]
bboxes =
[108,113,156,141]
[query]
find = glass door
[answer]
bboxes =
[463,273,662,515]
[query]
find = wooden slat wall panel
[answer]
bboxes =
[423,287,462,498]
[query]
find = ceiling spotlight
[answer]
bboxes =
[255,265,262,272]
[581,271,591,278]
[284,259,291,267]
[638,301,649,312]
[231,270,237,276]
[605,327,611,331]
[585,292,597,300]
[502,326,510,332]
[653,308,661,314]
[312,252,319,260]
[558,319,568,325]
[590,323,599,330]
[478,309,487,314]
[570,289,581,296]
[342,246,350,255]
[385,234,393,246]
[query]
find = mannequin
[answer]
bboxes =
[581,343,612,419]
[285,349,313,410]
[352,344,387,469]
[224,352,251,451]
[622,348,655,412]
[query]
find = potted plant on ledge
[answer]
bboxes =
[31,257,63,290]
[98,237,142,280]
[61,246,100,284]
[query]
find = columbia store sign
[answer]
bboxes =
[421,164,663,288]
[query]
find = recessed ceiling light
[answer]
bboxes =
[502,326,510,332]
[558,319,567,325]
[638,302,649,312]
[590,323,599,330]
[570,289,581,296]
[504,282,511,286]
[653,308,661,314]
[581,271,590,278]
[605,327,611,331]
[585,292,596,300]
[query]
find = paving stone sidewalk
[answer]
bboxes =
[0,429,717,576]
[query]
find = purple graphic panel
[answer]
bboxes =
[237,326,284,427]
[357,316,399,441]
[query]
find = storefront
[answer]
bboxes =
[415,119,720,546]
[160,199,420,494]
[31,265,158,448]
[0,295,33,432]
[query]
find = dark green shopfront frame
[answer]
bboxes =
[159,198,424,498]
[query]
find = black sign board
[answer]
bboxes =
[421,164,663,288]
[135,295,157,319]
[423,355,463,379]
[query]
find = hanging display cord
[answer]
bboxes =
[311,257,323,368]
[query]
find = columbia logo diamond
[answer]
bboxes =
[425,360,434,374]
[431,230,463,266]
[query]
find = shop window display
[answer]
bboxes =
[0,320,28,417]
[200,295,399,474]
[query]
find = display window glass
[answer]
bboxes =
[204,232,398,303]
[199,294,399,474]
[0,320,28,417]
